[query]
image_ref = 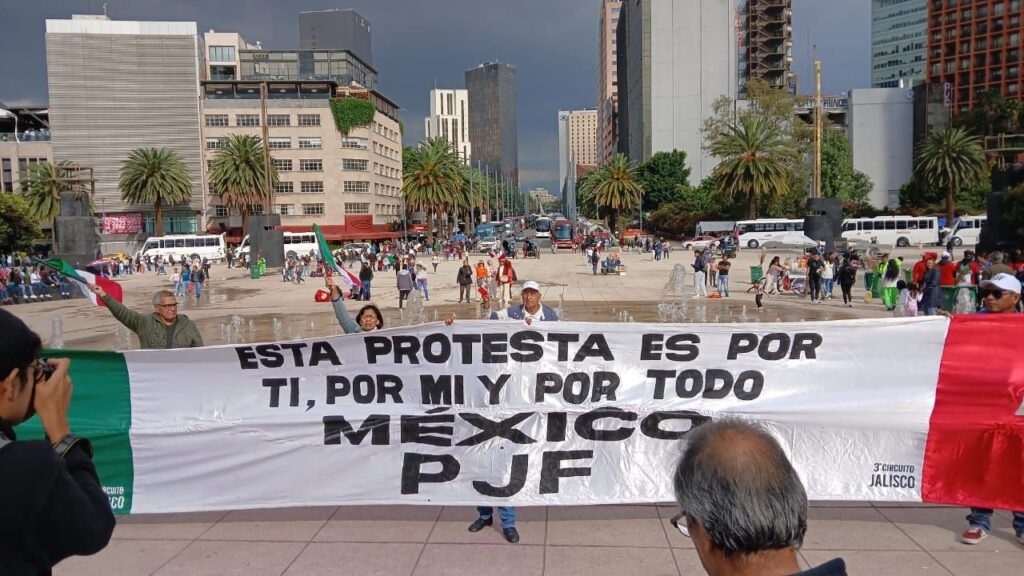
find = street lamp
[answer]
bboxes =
[0,108,18,142]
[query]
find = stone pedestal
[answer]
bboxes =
[55,192,98,267]
[248,214,284,268]
[804,198,843,251]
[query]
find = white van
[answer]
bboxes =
[137,234,227,262]
[949,215,987,247]
[841,216,940,247]
[736,219,804,249]
[237,232,319,259]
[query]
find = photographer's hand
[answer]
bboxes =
[34,358,73,443]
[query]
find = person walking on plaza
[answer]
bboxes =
[838,258,857,307]
[415,261,430,301]
[87,285,204,348]
[447,280,558,544]
[960,273,1023,545]
[0,310,116,575]
[692,250,707,297]
[190,265,206,299]
[881,258,901,311]
[325,275,384,333]
[590,248,600,275]
[456,259,473,303]
[807,252,824,303]
[431,253,439,273]
[396,264,413,309]
[920,257,942,315]
[716,255,731,297]
[671,420,847,576]
[358,261,374,301]
[821,255,835,300]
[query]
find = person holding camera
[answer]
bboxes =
[0,309,116,575]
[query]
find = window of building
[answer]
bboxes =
[272,158,292,172]
[268,114,290,126]
[341,137,368,149]
[206,159,215,172]
[300,181,324,194]
[209,46,236,62]
[268,137,291,149]
[205,137,226,149]
[344,203,370,214]
[213,205,229,217]
[205,114,228,127]
[274,204,294,215]
[298,137,322,149]
[237,114,260,127]
[299,159,323,172]
[274,182,294,194]
[1,159,11,193]
[302,203,325,215]
[298,114,321,126]
[251,205,264,215]
[344,181,370,193]
[342,159,368,171]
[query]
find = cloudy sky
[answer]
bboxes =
[0,0,870,192]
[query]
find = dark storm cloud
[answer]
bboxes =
[0,0,869,192]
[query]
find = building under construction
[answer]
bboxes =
[738,0,794,94]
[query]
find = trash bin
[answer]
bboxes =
[864,272,875,292]
[750,266,763,283]
[904,269,913,284]
[870,274,882,299]
[250,267,261,280]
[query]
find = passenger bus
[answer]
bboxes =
[237,231,319,259]
[137,233,227,262]
[736,219,804,249]
[552,219,574,249]
[949,215,987,247]
[841,216,940,247]
[534,216,552,238]
[475,222,498,238]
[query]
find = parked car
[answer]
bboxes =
[477,236,499,253]
[681,235,717,250]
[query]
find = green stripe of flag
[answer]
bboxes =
[15,349,135,514]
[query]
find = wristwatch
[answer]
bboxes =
[52,434,94,459]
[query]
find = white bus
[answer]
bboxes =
[736,219,804,248]
[137,233,227,262]
[534,216,552,238]
[841,216,940,247]
[949,215,987,247]
[237,232,319,259]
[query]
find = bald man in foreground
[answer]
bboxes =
[669,420,847,576]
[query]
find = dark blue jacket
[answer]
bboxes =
[489,304,559,321]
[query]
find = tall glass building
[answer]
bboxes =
[465,62,518,185]
[872,0,928,88]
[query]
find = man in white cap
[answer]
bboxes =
[488,280,559,323]
[960,272,1023,545]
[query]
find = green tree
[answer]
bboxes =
[708,115,796,219]
[821,128,872,203]
[402,137,463,244]
[584,153,643,233]
[22,161,73,242]
[958,90,1024,137]
[635,150,691,212]
[209,135,277,235]
[119,148,192,236]
[915,127,987,225]
[0,192,41,252]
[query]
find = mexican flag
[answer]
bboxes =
[37,258,123,307]
[313,223,362,289]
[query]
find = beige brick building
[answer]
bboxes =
[201,82,402,241]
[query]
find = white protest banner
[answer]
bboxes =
[18,316,1024,515]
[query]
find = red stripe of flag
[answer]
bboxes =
[922,314,1024,510]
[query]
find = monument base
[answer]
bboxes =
[248,214,285,268]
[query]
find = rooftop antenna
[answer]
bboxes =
[102,2,108,16]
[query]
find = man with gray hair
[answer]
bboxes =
[670,420,847,576]
[88,286,203,349]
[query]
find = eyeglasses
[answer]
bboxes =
[669,511,691,537]
[157,302,179,309]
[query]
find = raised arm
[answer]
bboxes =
[326,275,360,334]
[89,284,145,333]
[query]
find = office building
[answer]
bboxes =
[202,83,402,241]
[848,88,914,209]
[46,15,205,235]
[424,89,472,162]
[298,9,373,66]
[558,109,598,207]
[0,103,52,197]
[738,0,795,93]
[465,62,518,184]
[617,0,738,181]
[871,0,927,88]
[598,0,622,165]
[927,0,1022,112]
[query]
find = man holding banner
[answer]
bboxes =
[88,285,204,349]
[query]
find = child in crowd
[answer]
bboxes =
[755,277,768,312]
[895,280,919,317]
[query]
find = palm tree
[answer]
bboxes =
[22,161,73,243]
[119,148,192,237]
[586,153,643,232]
[208,135,277,235]
[402,137,463,244]
[916,127,987,226]
[709,115,794,220]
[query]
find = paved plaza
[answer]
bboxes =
[10,243,1012,576]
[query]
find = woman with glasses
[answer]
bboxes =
[0,309,116,574]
